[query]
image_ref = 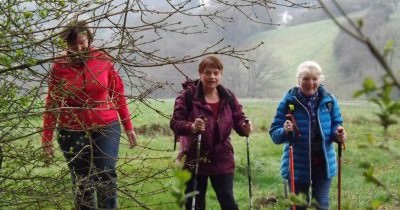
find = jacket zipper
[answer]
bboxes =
[316,104,330,178]
[294,97,312,205]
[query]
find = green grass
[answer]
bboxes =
[119,99,400,210]
[3,99,400,209]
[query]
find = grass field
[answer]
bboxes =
[112,99,400,210]
[3,99,399,210]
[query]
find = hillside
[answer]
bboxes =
[246,7,400,99]
[247,18,345,97]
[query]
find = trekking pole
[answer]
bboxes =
[337,141,342,210]
[289,139,295,210]
[337,128,345,210]
[191,133,202,210]
[286,105,300,210]
[244,119,253,210]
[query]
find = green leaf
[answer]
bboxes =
[370,98,382,108]
[363,77,377,92]
[387,102,400,114]
[174,169,191,183]
[16,49,24,57]
[288,193,307,206]
[39,10,48,18]
[356,18,363,28]
[23,11,33,19]
[384,40,395,57]
[59,1,66,7]
[0,53,12,67]
[27,58,37,66]
[289,104,294,112]
[353,89,365,98]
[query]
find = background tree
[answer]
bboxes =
[0,0,316,209]
[319,0,400,208]
[333,0,400,94]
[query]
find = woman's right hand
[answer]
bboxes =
[191,118,206,134]
[126,130,137,149]
[42,142,54,163]
[283,120,294,134]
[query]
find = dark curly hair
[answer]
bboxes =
[60,20,93,45]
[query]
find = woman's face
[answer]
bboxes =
[298,72,320,96]
[67,33,89,52]
[199,67,222,91]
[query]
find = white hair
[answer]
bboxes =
[296,60,325,82]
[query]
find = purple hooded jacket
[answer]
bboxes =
[170,81,248,175]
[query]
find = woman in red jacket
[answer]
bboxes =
[42,20,136,210]
[170,56,252,210]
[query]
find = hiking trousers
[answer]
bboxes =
[58,121,121,210]
[289,163,332,210]
[185,173,238,210]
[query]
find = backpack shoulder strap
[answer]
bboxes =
[184,88,194,114]
[173,86,194,151]
[224,88,236,112]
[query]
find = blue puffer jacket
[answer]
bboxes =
[269,86,343,184]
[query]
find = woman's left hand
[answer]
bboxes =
[242,120,253,137]
[126,130,137,149]
[335,126,346,144]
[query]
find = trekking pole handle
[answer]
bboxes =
[285,114,300,138]
[337,128,346,151]
[244,118,251,138]
[192,116,206,134]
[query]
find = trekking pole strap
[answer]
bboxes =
[246,136,253,210]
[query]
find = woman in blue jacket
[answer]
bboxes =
[269,61,346,210]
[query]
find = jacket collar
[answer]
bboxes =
[286,85,332,104]
[193,81,233,103]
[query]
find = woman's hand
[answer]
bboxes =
[191,118,206,134]
[242,119,253,137]
[283,120,294,134]
[335,126,346,144]
[126,130,137,149]
[42,142,54,164]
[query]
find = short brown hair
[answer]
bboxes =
[198,55,223,73]
[60,20,93,44]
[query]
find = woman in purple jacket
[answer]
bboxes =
[170,55,252,210]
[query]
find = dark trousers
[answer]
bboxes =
[289,164,331,210]
[57,121,121,210]
[185,173,238,210]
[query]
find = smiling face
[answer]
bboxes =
[200,67,222,91]
[298,71,320,96]
[296,61,324,97]
[198,56,223,92]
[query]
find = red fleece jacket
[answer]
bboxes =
[42,48,134,143]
